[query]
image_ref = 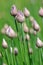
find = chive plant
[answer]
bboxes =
[0,2,43,65]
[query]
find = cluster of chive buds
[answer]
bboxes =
[0,4,43,65]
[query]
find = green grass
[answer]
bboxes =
[0,0,43,65]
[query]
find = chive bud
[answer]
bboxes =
[1,28,5,34]
[2,38,8,49]
[23,8,30,17]
[29,48,33,54]
[15,11,25,23]
[39,7,43,17]
[10,5,17,16]
[33,20,40,31]
[14,47,18,56]
[36,37,43,48]
[25,34,30,41]
[23,23,29,33]
[5,26,17,38]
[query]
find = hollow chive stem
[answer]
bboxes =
[5,49,10,65]
[20,23,30,65]
[38,49,42,65]
[2,51,6,64]
[14,19,24,64]
[41,18,43,65]
[15,56,20,65]
[10,41,14,65]
[40,48,43,65]
[10,53,14,65]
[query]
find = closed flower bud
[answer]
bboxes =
[2,38,8,49]
[29,16,34,23]
[5,26,17,38]
[29,28,34,34]
[4,24,9,30]
[23,23,29,33]
[1,24,9,34]
[23,8,30,17]
[10,5,17,16]
[33,20,40,31]
[14,47,18,56]
[29,48,33,54]
[36,37,43,48]
[39,7,43,17]
[25,34,30,41]
[15,11,25,23]
[2,63,6,65]
[33,30,37,35]
[29,28,37,35]
[1,28,5,34]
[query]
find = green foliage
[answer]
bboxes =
[0,0,43,65]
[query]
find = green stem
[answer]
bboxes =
[11,53,14,65]
[21,23,30,65]
[14,20,24,65]
[40,48,43,65]
[5,49,10,65]
[38,49,42,65]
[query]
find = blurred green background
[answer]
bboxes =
[0,0,43,65]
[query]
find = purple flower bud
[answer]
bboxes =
[29,48,33,54]
[4,24,9,30]
[32,20,40,31]
[23,23,29,33]
[25,34,30,41]
[29,16,34,23]
[14,47,18,56]
[15,11,25,23]
[29,28,37,35]
[1,28,6,34]
[10,5,17,16]
[36,37,43,48]
[39,7,43,17]
[2,38,8,49]
[24,8,30,17]
[5,26,17,38]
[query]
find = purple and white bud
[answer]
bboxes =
[10,5,17,16]
[2,38,8,49]
[5,26,17,38]
[1,24,9,34]
[29,16,34,23]
[15,11,25,23]
[32,20,40,31]
[25,34,30,41]
[33,30,37,35]
[1,28,6,34]
[39,7,43,17]
[23,23,29,33]
[29,28,37,35]
[14,47,18,56]
[4,24,9,30]
[23,8,30,17]
[29,28,34,34]
[36,37,43,48]
[29,48,33,54]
